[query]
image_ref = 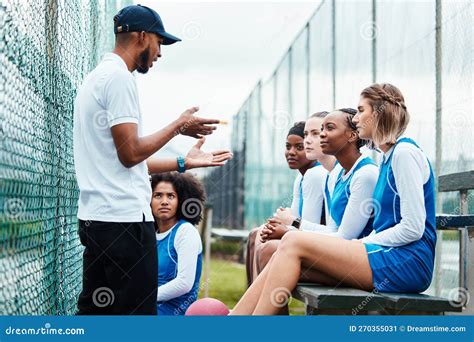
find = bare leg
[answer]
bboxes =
[231,254,275,315]
[232,252,341,315]
[256,239,280,274]
[245,227,260,287]
[299,262,340,285]
[256,240,290,314]
[251,226,265,282]
[252,231,373,315]
[257,240,338,284]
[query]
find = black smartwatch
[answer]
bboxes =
[291,217,301,229]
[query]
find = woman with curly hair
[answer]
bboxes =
[151,172,206,315]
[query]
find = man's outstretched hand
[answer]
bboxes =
[177,107,220,138]
[185,137,233,169]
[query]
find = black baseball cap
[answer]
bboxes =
[113,4,181,45]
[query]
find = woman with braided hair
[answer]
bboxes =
[229,83,436,315]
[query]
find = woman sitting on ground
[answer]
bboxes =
[151,172,205,315]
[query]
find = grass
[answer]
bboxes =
[199,258,305,315]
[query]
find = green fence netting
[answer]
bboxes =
[203,0,473,297]
[0,0,130,315]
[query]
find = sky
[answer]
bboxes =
[135,1,319,158]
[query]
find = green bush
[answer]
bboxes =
[210,240,242,256]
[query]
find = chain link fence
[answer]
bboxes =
[0,0,130,315]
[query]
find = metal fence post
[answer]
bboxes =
[434,0,443,297]
[331,0,336,109]
[204,206,213,298]
[306,23,311,116]
[371,0,376,83]
[435,0,443,202]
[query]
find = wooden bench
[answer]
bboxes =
[211,227,249,242]
[293,171,474,315]
[210,227,248,264]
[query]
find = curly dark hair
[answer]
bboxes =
[150,172,207,225]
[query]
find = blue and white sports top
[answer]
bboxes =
[326,156,378,239]
[300,156,379,240]
[362,137,436,250]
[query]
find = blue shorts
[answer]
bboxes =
[364,240,434,293]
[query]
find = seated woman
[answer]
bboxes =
[230,83,435,315]
[246,120,329,285]
[256,113,336,271]
[262,108,379,254]
[151,172,205,315]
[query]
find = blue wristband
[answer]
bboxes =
[177,156,186,173]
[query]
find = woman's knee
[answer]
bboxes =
[248,226,260,242]
[278,231,309,260]
[258,241,279,267]
[247,226,263,250]
[279,231,300,249]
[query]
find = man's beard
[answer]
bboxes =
[136,47,151,74]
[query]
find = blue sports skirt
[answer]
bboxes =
[364,239,434,293]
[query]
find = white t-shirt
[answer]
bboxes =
[290,164,327,225]
[157,222,203,302]
[73,53,153,222]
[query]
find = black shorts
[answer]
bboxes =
[76,218,158,315]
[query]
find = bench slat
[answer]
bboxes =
[438,171,474,192]
[293,284,462,314]
[211,228,249,241]
[378,292,462,312]
[436,215,474,229]
[293,284,391,311]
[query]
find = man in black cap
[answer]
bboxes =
[73,4,232,315]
